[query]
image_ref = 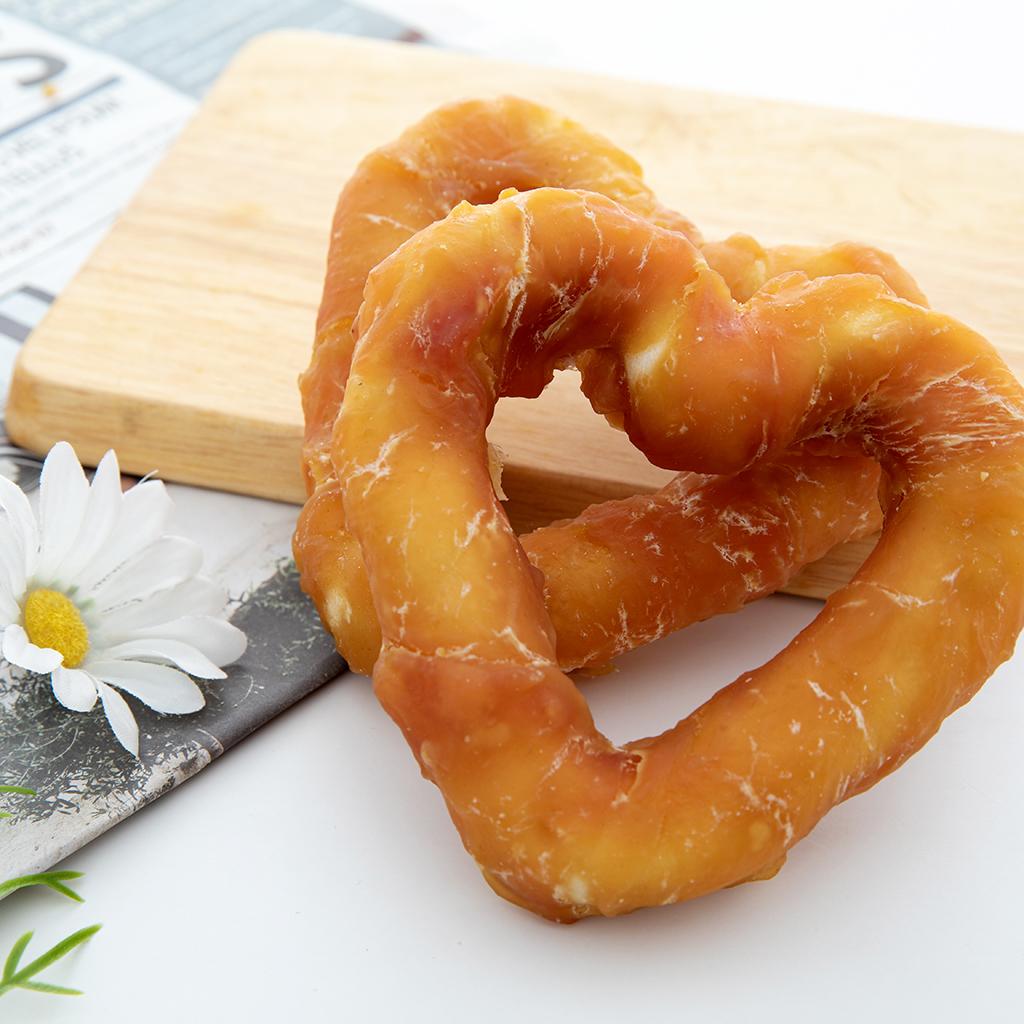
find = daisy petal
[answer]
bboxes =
[2,624,63,673]
[74,479,175,593]
[0,472,39,579]
[90,659,206,714]
[93,577,229,638]
[89,536,204,612]
[96,680,140,757]
[0,516,28,600]
[121,617,247,667]
[0,587,21,627]
[96,638,226,679]
[49,450,124,588]
[36,442,90,582]
[51,665,99,712]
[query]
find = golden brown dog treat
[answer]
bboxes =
[334,187,1024,921]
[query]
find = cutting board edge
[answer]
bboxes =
[5,360,309,502]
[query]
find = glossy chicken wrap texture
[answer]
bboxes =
[293,98,1024,922]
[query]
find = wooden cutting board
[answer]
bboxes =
[7,31,1023,596]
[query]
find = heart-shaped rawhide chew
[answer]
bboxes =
[293,99,1024,920]
[293,96,925,677]
[327,185,1024,923]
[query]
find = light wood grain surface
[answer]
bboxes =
[7,30,1022,596]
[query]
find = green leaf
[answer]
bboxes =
[13,980,84,996]
[2,931,32,980]
[0,924,101,998]
[0,871,85,902]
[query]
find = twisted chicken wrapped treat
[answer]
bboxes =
[294,97,925,675]
[326,186,1024,921]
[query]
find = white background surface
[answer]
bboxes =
[3,2,1023,1020]
[375,0,1024,134]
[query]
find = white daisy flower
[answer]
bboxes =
[0,442,247,757]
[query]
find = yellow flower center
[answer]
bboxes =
[24,589,90,668]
